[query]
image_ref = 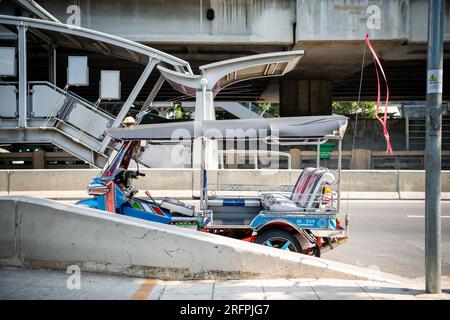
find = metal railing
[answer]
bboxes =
[0,151,90,169]
[218,149,291,169]
[0,81,116,167]
[292,150,450,170]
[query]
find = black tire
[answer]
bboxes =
[255,229,302,253]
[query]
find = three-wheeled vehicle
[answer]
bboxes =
[77,115,349,256]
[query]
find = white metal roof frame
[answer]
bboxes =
[0,15,192,70]
[157,50,304,96]
[12,0,61,22]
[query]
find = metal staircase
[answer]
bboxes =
[0,15,193,169]
[0,81,116,167]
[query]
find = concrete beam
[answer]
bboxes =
[39,0,295,44]
[39,0,450,44]
[0,196,403,283]
[280,79,332,116]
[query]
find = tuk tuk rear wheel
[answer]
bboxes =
[255,229,302,253]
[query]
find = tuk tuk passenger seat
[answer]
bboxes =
[260,168,335,212]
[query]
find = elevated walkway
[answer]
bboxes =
[0,15,192,168]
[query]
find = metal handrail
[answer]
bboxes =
[1,80,115,121]
[28,81,115,120]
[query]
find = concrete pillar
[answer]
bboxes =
[32,151,45,169]
[289,148,301,169]
[280,80,332,116]
[351,149,372,170]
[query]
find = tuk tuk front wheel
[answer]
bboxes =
[255,229,302,253]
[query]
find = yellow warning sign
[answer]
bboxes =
[428,69,443,94]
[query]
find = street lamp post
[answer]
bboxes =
[425,0,444,294]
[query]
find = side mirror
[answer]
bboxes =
[88,183,110,196]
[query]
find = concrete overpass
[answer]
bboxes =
[2,0,447,116]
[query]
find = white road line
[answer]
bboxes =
[407,215,450,218]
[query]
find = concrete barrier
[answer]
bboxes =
[0,196,403,283]
[4,169,100,199]
[0,170,9,196]
[1,169,450,200]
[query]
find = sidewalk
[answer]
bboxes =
[1,267,449,300]
[151,278,450,300]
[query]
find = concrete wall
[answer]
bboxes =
[1,169,449,200]
[296,0,411,41]
[342,119,407,152]
[39,0,295,44]
[37,0,450,43]
[0,196,402,282]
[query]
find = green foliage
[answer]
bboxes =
[170,103,193,120]
[332,101,377,119]
[216,110,238,120]
[215,102,279,120]
[253,103,279,117]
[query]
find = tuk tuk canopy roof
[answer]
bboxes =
[107,116,348,141]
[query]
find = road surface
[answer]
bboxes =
[325,200,450,279]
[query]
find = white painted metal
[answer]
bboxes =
[99,59,157,153]
[0,84,17,117]
[17,25,27,128]
[31,84,66,117]
[0,15,191,68]
[100,70,121,100]
[0,47,15,76]
[67,56,89,86]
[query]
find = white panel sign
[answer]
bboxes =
[427,69,443,94]
[100,70,121,100]
[0,47,16,76]
[67,56,89,86]
[0,85,17,116]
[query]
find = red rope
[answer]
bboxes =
[365,33,393,154]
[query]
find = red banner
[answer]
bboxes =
[365,33,393,154]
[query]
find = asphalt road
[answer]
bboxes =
[325,200,450,279]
